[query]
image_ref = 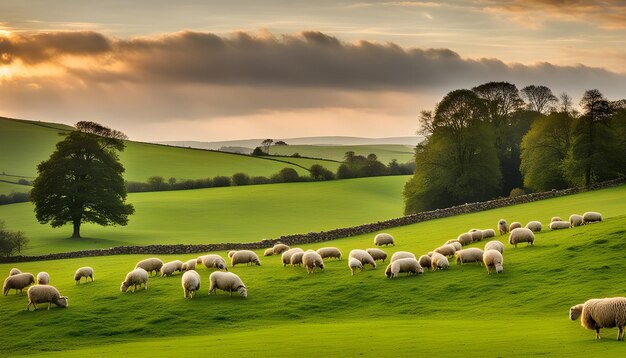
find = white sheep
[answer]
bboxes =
[525,221,542,232]
[201,255,228,271]
[385,258,423,278]
[208,271,247,298]
[484,240,504,254]
[349,258,364,276]
[582,212,603,225]
[498,219,508,235]
[434,244,456,258]
[74,267,94,284]
[418,255,431,270]
[181,259,196,272]
[569,214,583,228]
[36,272,50,285]
[509,228,535,248]
[549,221,571,230]
[316,247,342,260]
[366,248,387,262]
[457,233,473,246]
[303,251,325,274]
[161,260,184,277]
[281,248,304,266]
[272,243,290,255]
[228,250,237,259]
[468,229,483,242]
[570,297,626,340]
[374,233,395,246]
[290,252,305,267]
[390,251,415,263]
[509,222,522,231]
[135,258,163,276]
[3,273,35,295]
[9,268,21,276]
[449,241,462,251]
[349,250,376,269]
[483,249,503,274]
[181,270,201,298]
[120,268,149,292]
[455,248,484,265]
[430,253,449,270]
[263,248,274,257]
[481,229,496,239]
[26,285,68,311]
[231,250,261,267]
[551,216,562,222]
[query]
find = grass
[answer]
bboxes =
[269,144,415,164]
[1,185,625,356]
[0,181,29,195]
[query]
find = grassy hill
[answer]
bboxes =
[0,185,624,356]
[269,144,415,164]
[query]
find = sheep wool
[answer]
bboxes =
[430,252,449,270]
[366,248,387,262]
[484,240,504,254]
[582,212,603,225]
[228,251,237,259]
[434,244,456,258]
[348,250,377,269]
[181,270,201,298]
[569,214,583,228]
[481,229,496,239]
[570,297,626,340]
[302,251,325,274]
[374,233,395,246]
[120,268,149,293]
[390,251,415,263]
[525,221,542,232]
[208,271,247,298]
[385,258,423,278]
[316,247,342,260]
[455,248,484,265]
[37,272,50,285]
[135,258,163,276]
[549,221,571,230]
[551,216,562,223]
[9,268,21,276]
[509,228,535,248]
[27,285,68,311]
[202,255,228,271]
[418,255,431,271]
[282,248,304,266]
[498,219,508,235]
[272,243,290,255]
[181,259,196,272]
[3,273,35,295]
[483,249,503,274]
[448,241,462,252]
[468,229,483,242]
[231,250,261,267]
[509,222,522,232]
[457,233,473,246]
[263,248,274,256]
[74,267,95,284]
[161,260,184,277]
[349,258,364,276]
[290,252,305,267]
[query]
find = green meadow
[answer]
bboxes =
[269,144,415,164]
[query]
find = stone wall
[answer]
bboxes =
[2,178,622,263]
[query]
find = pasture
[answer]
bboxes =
[269,144,415,164]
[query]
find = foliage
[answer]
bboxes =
[0,220,28,257]
[0,191,30,205]
[212,176,231,187]
[251,147,266,156]
[231,172,251,186]
[309,164,335,181]
[261,139,274,154]
[509,187,525,198]
[271,167,299,183]
[521,85,558,114]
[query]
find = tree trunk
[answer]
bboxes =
[72,219,81,239]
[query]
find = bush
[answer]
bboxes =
[0,221,28,257]
[0,192,31,205]
[251,176,270,184]
[291,153,301,158]
[310,164,335,181]
[271,168,299,183]
[17,178,31,186]
[232,173,251,186]
[509,188,526,198]
[251,147,266,156]
[212,176,231,187]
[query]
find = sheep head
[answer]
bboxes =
[120,282,129,292]
[56,296,69,308]
[570,304,584,320]
[238,286,248,298]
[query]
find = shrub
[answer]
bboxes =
[212,176,231,187]
[251,176,270,184]
[17,178,31,186]
[509,188,526,198]
[0,220,28,257]
[251,147,266,156]
[271,168,299,183]
[310,165,335,181]
[232,173,251,186]
[0,192,31,205]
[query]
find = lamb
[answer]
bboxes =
[349,258,364,276]
[569,214,583,227]
[525,221,542,232]
[208,271,247,298]
[549,221,571,230]
[135,258,163,276]
[374,233,395,246]
[181,270,201,298]
[498,219,508,235]
[468,229,483,242]
[181,259,196,272]
[263,248,274,256]
[231,250,261,267]
[37,272,50,285]
[457,233,473,246]
[481,229,496,239]
[74,267,94,284]
[418,255,431,270]
[430,252,449,270]
[509,228,535,248]
[228,250,237,259]
[434,244,457,258]
[290,252,305,267]
[484,240,504,254]
[161,260,184,277]
[26,285,68,311]
[509,222,522,231]
[570,297,626,340]
[281,248,304,266]
[390,251,415,263]
[366,248,387,262]
[349,249,377,269]
[3,273,35,295]
[582,212,603,225]
[483,249,503,274]
[9,268,21,276]
[551,216,562,222]
[455,248,484,265]
[201,255,228,271]
[316,247,342,260]
[120,268,149,292]
[272,243,290,255]
[385,258,423,278]
[302,251,325,274]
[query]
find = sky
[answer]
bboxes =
[1,0,625,142]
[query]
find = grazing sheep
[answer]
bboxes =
[197,255,209,264]
[231,250,261,267]
[349,250,377,269]
[263,248,274,256]
[509,222,522,231]
[483,249,503,274]
[484,240,505,254]
[418,255,431,271]
[390,251,416,263]
[181,259,196,272]
[569,214,583,227]
[468,229,483,242]
[430,253,449,270]
[445,239,459,245]
[9,268,21,276]
[385,258,423,278]
[201,255,228,271]
[208,271,247,298]
[26,285,68,311]
[448,241,462,251]
[509,228,535,248]
[302,251,325,274]
[525,221,542,232]
[281,248,304,266]
[135,258,163,276]
[228,250,237,259]
[316,247,342,260]
[457,233,473,246]
[161,260,184,277]
[181,270,201,298]
[550,221,571,230]
[3,273,35,295]
[374,233,395,246]
[482,229,496,239]
[37,272,50,285]
[366,248,387,262]
[551,216,562,222]
[349,258,364,276]
[582,212,603,225]
[273,243,290,255]
[290,252,305,267]
[455,248,484,265]
[570,297,626,340]
[498,219,508,235]
[74,267,94,284]
[434,244,457,258]
[120,268,149,292]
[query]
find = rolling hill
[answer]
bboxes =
[268,144,415,164]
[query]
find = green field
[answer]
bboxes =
[1,185,625,356]
[269,144,415,164]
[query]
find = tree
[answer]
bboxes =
[310,165,335,181]
[472,82,524,125]
[261,139,274,154]
[30,122,135,239]
[0,221,28,257]
[231,172,251,186]
[271,168,299,183]
[521,85,558,114]
[274,140,287,146]
[251,147,265,156]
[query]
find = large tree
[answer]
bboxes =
[30,122,135,238]
[521,85,558,114]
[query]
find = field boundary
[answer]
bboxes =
[1,178,623,263]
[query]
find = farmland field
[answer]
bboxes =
[269,144,415,164]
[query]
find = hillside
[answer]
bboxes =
[269,144,415,164]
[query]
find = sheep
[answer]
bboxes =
[525,221,542,232]
[549,221,571,230]
[484,240,505,254]
[483,249,503,274]
[26,285,68,311]
[208,271,247,298]
[509,222,522,231]
[455,248,484,265]
[9,268,21,276]
[302,251,325,274]
[385,258,423,278]
[434,244,457,258]
[551,216,562,222]
[231,250,261,267]
[509,228,535,248]
[290,252,305,267]
[570,297,626,340]
[349,258,364,276]
[74,267,94,284]
[316,247,342,260]
[498,219,508,235]
[457,233,473,246]
[468,229,483,242]
[181,270,201,298]
[582,212,603,225]
[263,248,274,256]
[418,255,431,270]
[366,248,387,262]
[569,214,583,227]
[3,273,35,295]
[281,248,304,266]
[390,251,415,263]
[272,243,290,255]
[37,272,50,285]
[430,253,449,270]
[120,268,149,292]
[228,250,237,259]
[481,229,496,239]
[135,258,163,276]
[161,260,184,277]
[181,259,196,272]
[374,233,395,246]
[349,250,377,269]
[201,255,228,271]
[449,241,462,251]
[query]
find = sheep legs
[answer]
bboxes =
[618,326,624,341]
[596,328,601,340]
